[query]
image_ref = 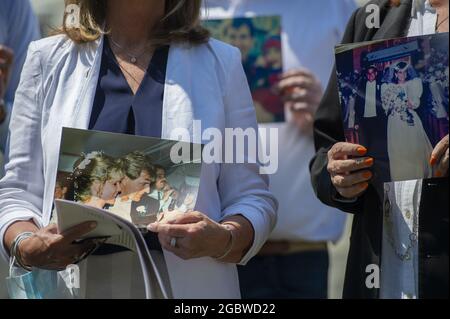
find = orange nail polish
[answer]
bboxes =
[435,171,442,178]
[357,147,367,156]
[360,182,369,189]
[430,156,437,166]
[364,158,374,166]
[363,172,372,179]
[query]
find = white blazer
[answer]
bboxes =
[0,35,277,298]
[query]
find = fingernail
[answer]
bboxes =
[364,158,374,166]
[430,156,437,166]
[357,147,367,155]
[147,223,157,231]
[90,222,97,229]
[435,170,442,178]
[361,182,369,189]
[363,172,372,179]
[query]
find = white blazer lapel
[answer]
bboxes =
[42,37,104,224]
[160,44,233,299]
[162,45,197,142]
[70,36,104,130]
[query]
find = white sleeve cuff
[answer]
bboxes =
[222,203,275,266]
[0,210,42,262]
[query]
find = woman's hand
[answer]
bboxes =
[16,222,99,270]
[148,211,231,260]
[430,134,449,177]
[327,142,374,199]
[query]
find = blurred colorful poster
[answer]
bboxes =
[204,16,284,123]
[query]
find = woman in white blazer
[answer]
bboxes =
[0,0,277,299]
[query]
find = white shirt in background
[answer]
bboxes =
[108,198,132,223]
[364,81,377,118]
[203,0,357,242]
[408,0,438,37]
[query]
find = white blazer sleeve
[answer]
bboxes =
[218,47,278,265]
[0,42,45,262]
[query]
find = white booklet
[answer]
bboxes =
[55,199,170,299]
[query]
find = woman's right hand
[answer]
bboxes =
[327,142,374,199]
[17,222,98,270]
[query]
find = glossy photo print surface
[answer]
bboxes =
[204,15,284,123]
[54,128,202,228]
[335,33,449,183]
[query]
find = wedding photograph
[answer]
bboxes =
[56,128,202,228]
[336,33,449,183]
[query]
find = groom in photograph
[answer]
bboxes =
[111,152,160,226]
[355,65,390,184]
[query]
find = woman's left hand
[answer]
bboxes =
[430,134,449,177]
[147,211,231,260]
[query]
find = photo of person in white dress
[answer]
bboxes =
[381,61,434,181]
[72,152,124,210]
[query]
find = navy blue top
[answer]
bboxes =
[89,38,168,137]
[89,38,169,254]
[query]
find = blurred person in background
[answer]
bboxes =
[0,0,40,170]
[203,0,357,299]
[0,0,40,298]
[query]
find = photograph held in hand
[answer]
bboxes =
[336,33,449,185]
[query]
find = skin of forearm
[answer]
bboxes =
[4,220,39,255]
[219,215,255,263]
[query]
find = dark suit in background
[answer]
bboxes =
[130,195,160,227]
[354,75,390,184]
[310,0,448,298]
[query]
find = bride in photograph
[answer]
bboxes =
[381,61,433,181]
[72,152,123,209]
